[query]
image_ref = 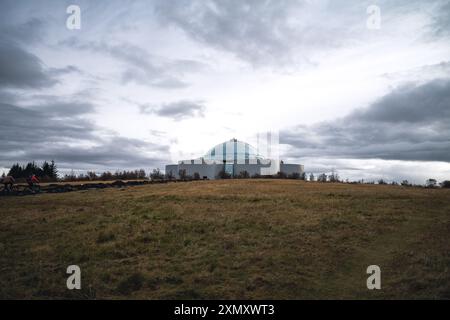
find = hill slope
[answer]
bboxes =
[1,180,449,299]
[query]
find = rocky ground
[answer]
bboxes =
[0,180,168,197]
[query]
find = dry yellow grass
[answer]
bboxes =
[0,180,449,299]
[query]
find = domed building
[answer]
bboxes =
[203,139,263,163]
[165,138,304,180]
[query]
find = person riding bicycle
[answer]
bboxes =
[1,175,15,191]
[27,174,40,191]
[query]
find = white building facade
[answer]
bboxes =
[165,139,304,180]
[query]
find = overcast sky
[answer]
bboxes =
[1,0,449,183]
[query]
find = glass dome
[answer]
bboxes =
[203,139,262,163]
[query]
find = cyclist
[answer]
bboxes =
[1,175,15,191]
[27,174,40,192]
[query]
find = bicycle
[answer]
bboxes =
[28,183,41,193]
[0,184,19,194]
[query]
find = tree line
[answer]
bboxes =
[3,161,449,187]
[62,169,148,182]
[6,161,58,181]
[307,172,450,188]
[3,161,149,182]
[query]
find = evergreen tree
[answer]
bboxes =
[8,163,22,178]
[42,161,51,177]
[49,160,58,179]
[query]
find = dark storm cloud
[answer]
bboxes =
[140,100,205,120]
[354,81,450,123]
[0,40,57,89]
[154,0,367,66]
[154,0,300,65]
[0,102,169,169]
[0,16,82,89]
[281,79,450,162]
[154,0,450,67]
[49,65,83,77]
[25,137,169,169]
[0,6,57,88]
[120,68,189,89]
[1,17,46,44]
[0,89,19,104]
[427,1,450,37]
[29,100,96,117]
[0,103,95,147]
[381,61,450,83]
[60,40,204,88]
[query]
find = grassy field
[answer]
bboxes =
[0,179,449,299]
